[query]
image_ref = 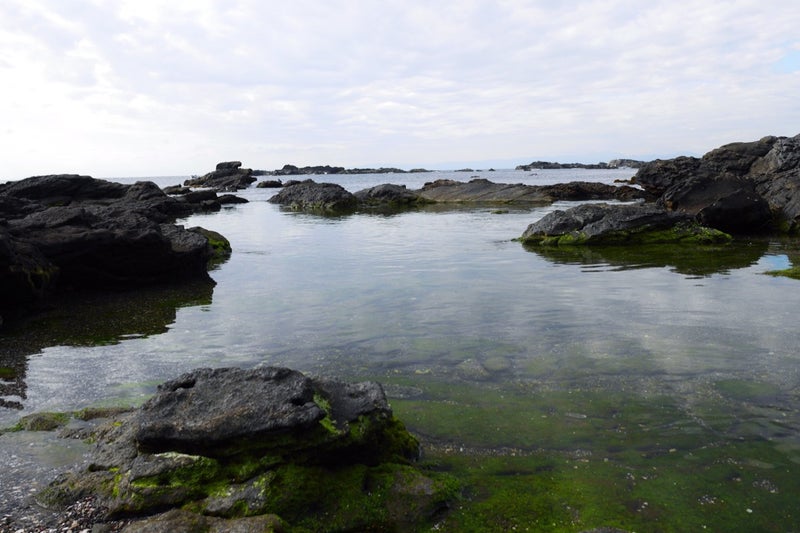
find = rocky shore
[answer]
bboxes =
[0,175,235,326]
[3,367,458,532]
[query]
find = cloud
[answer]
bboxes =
[1,0,799,178]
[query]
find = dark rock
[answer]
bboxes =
[268,180,358,212]
[256,179,283,188]
[633,134,800,232]
[0,175,228,323]
[185,162,256,192]
[38,368,454,531]
[354,183,427,206]
[416,178,647,204]
[515,161,612,171]
[135,367,325,457]
[161,185,191,195]
[520,203,731,245]
[217,194,249,205]
[216,161,242,171]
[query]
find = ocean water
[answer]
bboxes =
[2,168,799,529]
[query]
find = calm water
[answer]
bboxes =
[1,169,798,425]
[3,168,800,528]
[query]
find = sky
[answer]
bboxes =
[1,1,799,179]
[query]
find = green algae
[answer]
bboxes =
[765,265,800,280]
[522,221,732,247]
[382,376,800,532]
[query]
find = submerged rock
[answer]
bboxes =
[38,367,457,532]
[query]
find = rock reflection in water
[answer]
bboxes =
[0,279,214,412]
[522,240,769,277]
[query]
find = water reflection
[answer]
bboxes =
[522,240,769,276]
[0,280,214,412]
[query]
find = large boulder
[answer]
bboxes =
[38,367,457,532]
[0,175,230,323]
[520,203,731,245]
[268,180,358,212]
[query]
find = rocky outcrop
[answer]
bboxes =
[0,175,231,323]
[265,164,428,176]
[268,180,359,211]
[184,161,257,191]
[520,203,731,245]
[354,183,430,207]
[516,160,645,170]
[268,178,647,213]
[634,134,800,232]
[38,367,458,532]
[417,178,647,204]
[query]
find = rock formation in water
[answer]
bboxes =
[184,161,257,191]
[0,175,232,324]
[37,367,458,532]
[521,134,800,244]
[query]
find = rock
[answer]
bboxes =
[417,178,647,204]
[0,175,229,323]
[120,509,286,533]
[354,183,428,206]
[185,162,257,192]
[135,367,326,457]
[633,134,800,232]
[38,367,457,532]
[268,180,358,212]
[520,203,731,245]
[217,193,249,205]
[256,179,283,188]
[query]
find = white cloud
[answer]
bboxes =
[1,0,799,178]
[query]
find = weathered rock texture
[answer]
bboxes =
[520,203,731,245]
[184,161,257,191]
[0,175,230,323]
[268,180,359,211]
[634,134,800,232]
[521,134,800,245]
[38,367,457,532]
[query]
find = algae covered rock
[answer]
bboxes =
[520,203,731,246]
[38,367,457,531]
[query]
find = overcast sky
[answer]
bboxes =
[2,1,799,178]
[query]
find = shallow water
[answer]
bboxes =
[2,168,799,529]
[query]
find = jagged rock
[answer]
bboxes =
[38,368,456,532]
[268,180,358,212]
[185,162,257,192]
[633,134,800,232]
[520,203,731,245]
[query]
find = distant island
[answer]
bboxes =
[254,164,432,176]
[251,160,646,176]
[515,159,646,171]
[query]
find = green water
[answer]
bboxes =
[1,170,799,530]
